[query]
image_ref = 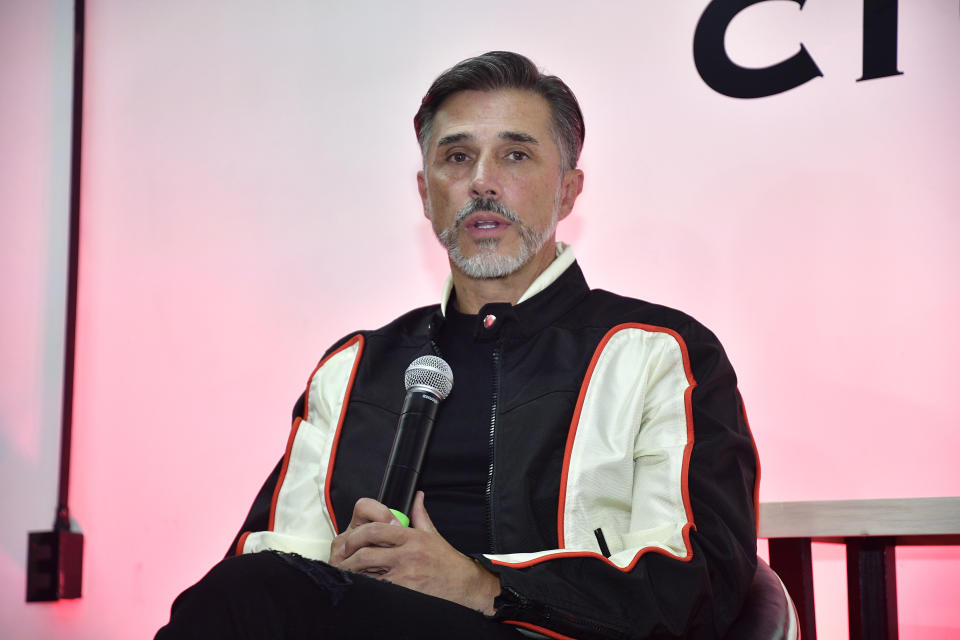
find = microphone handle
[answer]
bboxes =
[377,390,441,526]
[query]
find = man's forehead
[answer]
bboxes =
[429,89,553,144]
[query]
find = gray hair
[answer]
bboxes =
[414,51,585,171]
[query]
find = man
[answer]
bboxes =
[157,51,758,639]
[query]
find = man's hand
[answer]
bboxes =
[328,491,501,615]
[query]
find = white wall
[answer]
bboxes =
[2,1,958,637]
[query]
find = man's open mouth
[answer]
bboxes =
[462,211,512,232]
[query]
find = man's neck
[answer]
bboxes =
[449,243,557,315]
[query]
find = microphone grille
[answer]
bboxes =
[404,355,454,400]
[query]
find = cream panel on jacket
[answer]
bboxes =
[238,339,363,561]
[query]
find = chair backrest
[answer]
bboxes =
[723,558,799,640]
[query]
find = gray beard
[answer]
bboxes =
[433,197,557,279]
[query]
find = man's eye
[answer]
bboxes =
[508,151,529,161]
[448,152,469,163]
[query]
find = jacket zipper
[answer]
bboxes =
[485,345,501,554]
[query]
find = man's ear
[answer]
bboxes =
[556,169,584,222]
[417,170,429,220]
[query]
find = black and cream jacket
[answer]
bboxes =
[231,244,760,639]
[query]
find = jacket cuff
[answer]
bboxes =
[472,554,584,629]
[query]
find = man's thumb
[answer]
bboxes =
[409,490,436,532]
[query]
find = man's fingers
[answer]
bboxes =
[347,497,401,531]
[342,521,407,559]
[330,497,403,566]
[338,543,399,576]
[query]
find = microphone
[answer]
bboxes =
[377,355,453,527]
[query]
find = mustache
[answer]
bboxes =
[454,198,521,228]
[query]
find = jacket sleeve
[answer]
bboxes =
[477,320,759,639]
[226,332,364,561]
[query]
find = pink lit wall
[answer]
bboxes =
[2,1,958,638]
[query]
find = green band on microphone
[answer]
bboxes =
[389,509,410,528]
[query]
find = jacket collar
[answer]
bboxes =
[438,243,577,317]
[433,243,589,340]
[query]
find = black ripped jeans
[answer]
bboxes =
[154,551,524,639]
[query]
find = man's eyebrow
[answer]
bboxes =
[435,131,540,146]
[500,131,538,144]
[436,133,472,146]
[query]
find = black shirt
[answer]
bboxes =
[419,303,494,554]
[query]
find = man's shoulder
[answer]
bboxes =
[575,288,721,347]
[318,303,439,361]
[368,303,440,339]
[571,288,737,381]
[577,288,702,332]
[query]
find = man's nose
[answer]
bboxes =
[469,156,501,199]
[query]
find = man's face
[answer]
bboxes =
[417,89,582,279]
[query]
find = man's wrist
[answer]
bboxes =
[470,558,501,616]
